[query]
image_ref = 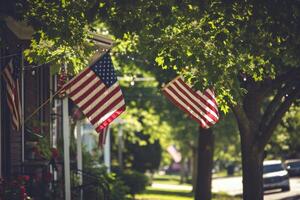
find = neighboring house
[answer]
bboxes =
[0,16,50,178]
[0,14,113,199]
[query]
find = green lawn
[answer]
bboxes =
[136,174,241,200]
[136,187,240,200]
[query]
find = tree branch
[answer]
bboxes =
[230,103,250,137]
[260,68,300,94]
[257,86,300,152]
[259,82,294,132]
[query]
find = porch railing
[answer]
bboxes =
[4,162,110,200]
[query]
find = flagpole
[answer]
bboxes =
[0,48,2,177]
[23,86,65,125]
[75,120,83,200]
[104,126,111,173]
[162,75,181,90]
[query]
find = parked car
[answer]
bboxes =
[285,159,300,176]
[263,160,290,192]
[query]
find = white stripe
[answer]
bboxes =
[7,100,18,126]
[71,77,100,100]
[3,69,14,87]
[64,67,90,88]
[164,87,209,128]
[176,78,218,119]
[88,89,122,120]
[174,81,218,121]
[66,70,94,94]
[81,83,119,114]
[76,83,106,107]
[93,99,125,128]
[205,89,219,111]
[6,88,20,123]
[196,90,219,114]
[169,83,215,123]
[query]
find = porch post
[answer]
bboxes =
[21,49,25,163]
[0,50,2,176]
[118,125,123,170]
[62,97,71,200]
[76,120,83,200]
[104,126,111,173]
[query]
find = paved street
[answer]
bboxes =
[212,177,300,200]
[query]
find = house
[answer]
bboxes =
[0,14,113,199]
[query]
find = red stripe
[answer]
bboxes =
[7,86,20,124]
[68,73,97,97]
[6,96,18,125]
[64,67,91,90]
[95,105,126,132]
[3,69,14,89]
[172,81,218,122]
[79,86,107,111]
[3,63,21,131]
[200,89,218,113]
[90,95,125,125]
[162,90,204,127]
[73,79,103,104]
[167,85,214,127]
[86,86,121,117]
[177,78,218,114]
[204,89,219,116]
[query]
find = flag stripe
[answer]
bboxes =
[64,67,91,90]
[91,95,125,125]
[162,76,219,129]
[163,87,208,127]
[197,89,219,115]
[168,84,215,126]
[202,89,219,114]
[172,81,218,122]
[177,78,218,115]
[95,104,126,132]
[163,89,209,128]
[77,85,106,110]
[95,105,125,132]
[73,81,104,105]
[70,76,100,100]
[68,72,97,97]
[85,84,120,116]
[2,61,21,131]
[177,82,219,121]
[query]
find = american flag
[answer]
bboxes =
[167,145,182,163]
[63,52,125,133]
[2,60,22,131]
[162,76,219,129]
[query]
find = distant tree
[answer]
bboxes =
[266,105,300,159]
[125,132,162,173]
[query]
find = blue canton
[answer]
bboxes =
[91,53,117,87]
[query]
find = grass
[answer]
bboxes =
[152,174,191,186]
[136,174,241,200]
[136,187,193,200]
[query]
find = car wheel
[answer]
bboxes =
[282,186,290,192]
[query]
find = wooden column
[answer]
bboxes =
[76,120,83,200]
[62,97,71,200]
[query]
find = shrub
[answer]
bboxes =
[121,170,148,198]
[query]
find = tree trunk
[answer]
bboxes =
[194,127,214,200]
[191,146,197,192]
[240,127,264,200]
